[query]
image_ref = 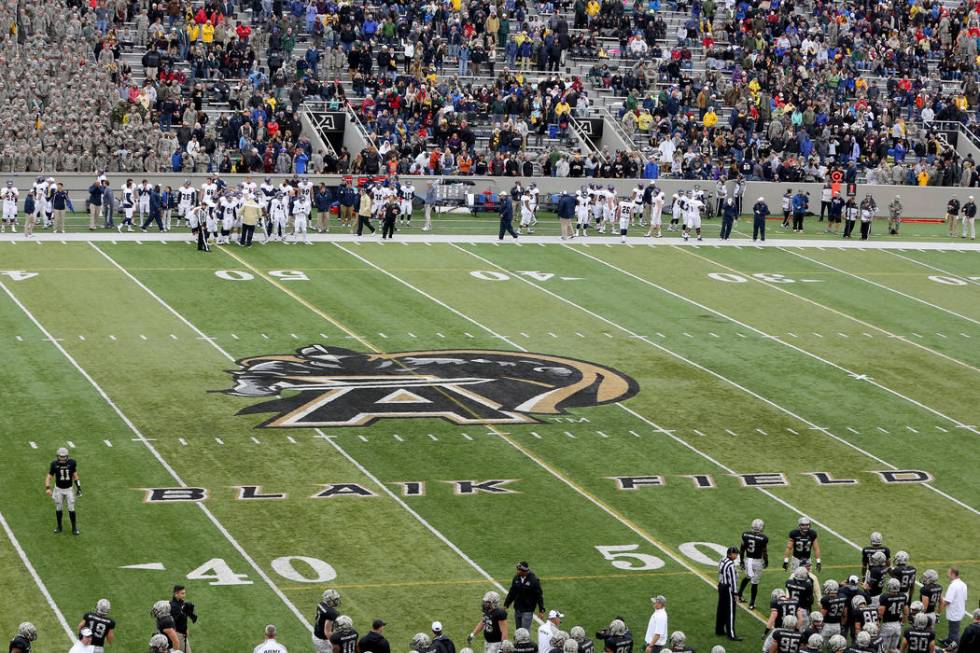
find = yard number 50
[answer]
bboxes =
[595,545,665,570]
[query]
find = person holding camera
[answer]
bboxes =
[170,584,198,653]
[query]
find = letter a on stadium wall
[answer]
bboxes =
[220,345,639,428]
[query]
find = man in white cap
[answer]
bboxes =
[962,196,976,240]
[539,610,564,653]
[432,622,456,653]
[644,596,668,653]
[69,627,95,653]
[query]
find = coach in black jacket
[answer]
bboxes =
[504,562,544,630]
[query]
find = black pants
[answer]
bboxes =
[843,219,856,237]
[792,212,805,230]
[820,200,830,220]
[357,215,375,235]
[240,223,255,245]
[499,217,518,239]
[382,217,395,239]
[196,228,210,251]
[860,221,871,240]
[753,216,766,241]
[782,210,790,226]
[720,216,734,239]
[141,214,163,230]
[716,585,736,637]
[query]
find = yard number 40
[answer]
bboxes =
[184,555,337,586]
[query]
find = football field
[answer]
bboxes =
[1,235,978,653]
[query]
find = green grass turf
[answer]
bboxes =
[0,240,977,652]
[10,209,972,242]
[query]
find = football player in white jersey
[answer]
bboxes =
[682,190,704,241]
[30,176,48,229]
[575,188,591,237]
[242,176,258,198]
[2,180,19,231]
[292,191,312,244]
[670,191,684,231]
[268,192,288,241]
[204,197,218,242]
[519,190,535,233]
[200,176,219,210]
[601,185,617,234]
[177,180,196,226]
[43,177,56,228]
[644,185,665,238]
[630,182,645,226]
[297,176,314,202]
[138,179,153,222]
[528,183,540,227]
[399,181,415,225]
[617,198,634,243]
[259,177,276,208]
[119,179,137,232]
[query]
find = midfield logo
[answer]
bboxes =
[221,345,639,428]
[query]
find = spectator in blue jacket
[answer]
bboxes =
[315,183,333,232]
[791,191,809,232]
[142,185,165,231]
[87,180,103,230]
[752,197,769,242]
[498,195,518,240]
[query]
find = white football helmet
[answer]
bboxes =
[18,623,37,641]
[894,551,909,566]
[321,589,341,607]
[334,616,354,634]
[751,519,765,533]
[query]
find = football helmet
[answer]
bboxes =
[515,629,532,644]
[500,641,515,653]
[807,635,823,649]
[710,647,726,653]
[922,569,939,584]
[411,633,432,651]
[670,632,686,647]
[751,519,765,533]
[96,598,111,615]
[771,588,786,601]
[793,567,809,580]
[482,591,500,611]
[828,635,847,652]
[18,623,37,641]
[886,578,901,594]
[569,627,587,643]
[824,580,839,595]
[57,447,69,460]
[852,596,867,609]
[5,180,11,187]
[797,517,811,532]
[870,532,883,546]
[149,633,170,653]
[864,623,879,638]
[782,615,797,630]
[910,601,924,615]
[810,612,823,625]
[608,620,627,637]
[870,551,887,566]
[334,616,354,634]
[913,613,930,629]
[151,600,171,619]
[894,551,909,566]
[321,589,341,607]
[550,631,569,649]
[563,641,578,653]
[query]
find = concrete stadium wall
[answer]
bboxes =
[6,173,965,219]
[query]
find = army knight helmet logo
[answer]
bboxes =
[222,345,639,428]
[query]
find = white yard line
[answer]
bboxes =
[783,248,980,327]
[90,243,518,614]
[452,245,980,518]
[0,510,76,643]
[672,246,980,375]
[566,245,980,433]
[882,249,980,287]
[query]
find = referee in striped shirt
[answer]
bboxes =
[716,547,742,641]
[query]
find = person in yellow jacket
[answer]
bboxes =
[201,21,215,43]
[637,110,653,132]
[187,22,200,41]
[586,0,600,20]
[703,108,718,128]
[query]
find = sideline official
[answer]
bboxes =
[716,547,741,641]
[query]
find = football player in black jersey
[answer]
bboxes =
[767,588,804,637]
[879,578,909,652]
[738,519,769,609]
[667,632,694,653]
[919,570,943,626]
[79,598,115,652]
[890,552,918,602]
[853,596,880,635]
[783,518,820,573]
[900,613,935,653]
[549,631,570,653]
[768,614,802,653]
[863,622,884,653]
[8,623,37,653]
[865,552,889,605]
[861,533,891,578]
[849,631,873,653]
[45,447,81,534]
[820,580,848,639]
[314,589,342,652]
[151,600,180,651]
[801,633,823,653]
[514,629,537,653]
[469,591,508,653]
[786,568,816,620]
[600,619,632,653]
[331,616,360,653]
[569,627,594,653]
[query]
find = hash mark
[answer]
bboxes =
[811,332,823,338]
[961,333,971,338]
[378,332,388,338]
[78,335,85,341]
[230,333,239,340]
[29,441,37,449]
[682,332,693,338]
[178,438,188,446]
[786,428,799,435]
[109,335,117,341]
[427,434,439,441]
[358,435,369,443]
[250,436,261,444]
[564,431,576,439]
[709,332,719,338]
[15,335,22,342]
[319,333,329,339]
[408,332,417,338]
[787,332,798,338]
[912,333,923,338]
[862,332,874,338]
[261,333,269,339]
[656,332,666,338]
[847,427,861,434]
[906,426,919,433]
[736,333,746,338]
[936,333,948,338]
[837,333,848,338]
[169,334,178,340]
[103,440,112,447]
[393,434,404,442]
[936,426,948,433]
[215,438,224,445]
[287,436,297,444]
[290,333,299,339]
[603,332,614,338]
[67,441,75,448]
[547,332,558,338]
[520,332,530,338]
[139,334,147,341]
[755,428,768,436]
[436,332,445,338]
[596,431,609,438]
[465,332,475,338]
[693,429,706,437]
[725,429,738,437]
[629,430,641,437]
[877,427,890,433]
[529,432,541,440]
[575,332,586,338]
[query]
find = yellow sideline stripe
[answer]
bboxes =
[219,245,770,625]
